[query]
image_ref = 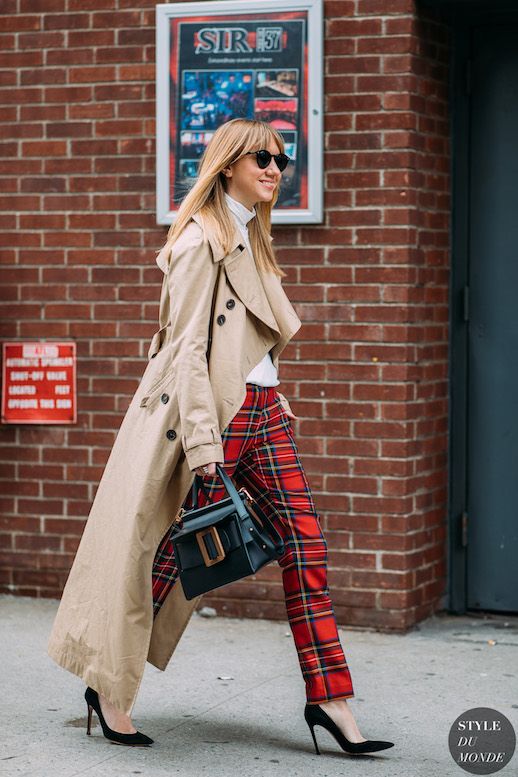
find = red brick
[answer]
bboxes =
[327,18,382,36]
[18,499,64,515]
[43,12,89,29]
[47,50,94,68]
[69,66,116,83]
[23,180,74,199]
[1,15,41,31]
[47,122,93,138]
[19,31,64,49]
[44,303,92,319]
[15,534,62,551]
[119,64,155,81]
[68,30,114,47]
[21,67,66,85]
[45,85,92,102]
[95,120,143,137]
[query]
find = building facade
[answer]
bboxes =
[0,0,516,631]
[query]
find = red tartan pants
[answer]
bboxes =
[152,383,354,705]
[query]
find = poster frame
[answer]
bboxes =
[155,0,323,225]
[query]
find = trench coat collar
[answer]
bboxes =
[154,210,298,343]
[190,209,273,263]
[191,210,282,336]
[154,210,273,272]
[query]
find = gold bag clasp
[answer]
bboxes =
[196,525,226,567]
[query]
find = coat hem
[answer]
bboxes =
[47,638,141,717]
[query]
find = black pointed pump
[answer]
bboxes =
[84,687,154,746]
[304,703,394,756]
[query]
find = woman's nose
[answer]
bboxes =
[265,161,281,176]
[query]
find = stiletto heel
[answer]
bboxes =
[304,703,394,755]
[308,721,321,755]
[84,687,154,746]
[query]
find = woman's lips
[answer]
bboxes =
[259,180,275,190]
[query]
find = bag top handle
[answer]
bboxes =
[190,463,247,518]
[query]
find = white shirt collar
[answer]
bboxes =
[224,191,256,228]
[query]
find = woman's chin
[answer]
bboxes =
[255,189,275,203]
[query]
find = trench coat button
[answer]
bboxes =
[225,298,235,310]
[151,352,157,358]
[161,393,169,404]
[217,314,226,325]
[166,429,177,440]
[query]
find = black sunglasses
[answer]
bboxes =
[243,149,290,172]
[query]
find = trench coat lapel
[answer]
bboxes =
[260,270,301,368]
[154,211,301,358]
[212,237,302,370]
[222,245,281,336]
[186,211,283,336]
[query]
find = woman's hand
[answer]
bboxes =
[276,390,299,421]
[194,462,218,477]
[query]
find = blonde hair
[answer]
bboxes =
[159,118,287,278]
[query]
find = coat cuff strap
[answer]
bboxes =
[185,442,224,471]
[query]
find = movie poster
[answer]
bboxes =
[156,1,323,224]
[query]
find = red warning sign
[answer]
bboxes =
[1,341,77,424]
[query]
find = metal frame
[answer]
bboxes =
[155,0,324,225]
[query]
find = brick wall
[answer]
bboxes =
[0,0,450,631]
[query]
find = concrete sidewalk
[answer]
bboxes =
[1,594,517,777]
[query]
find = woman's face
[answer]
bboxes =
[221,140,283,210]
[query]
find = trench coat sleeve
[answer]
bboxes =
[167,230,224,471]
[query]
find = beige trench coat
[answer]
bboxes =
[47,211,302,715]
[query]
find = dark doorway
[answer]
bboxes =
[451,16,518,613]
[466,25,518,611]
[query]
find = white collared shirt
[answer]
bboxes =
[223,192,279,387]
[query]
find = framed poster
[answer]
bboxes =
[156,0,323,224]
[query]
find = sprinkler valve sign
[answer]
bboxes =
[1,342,77,424]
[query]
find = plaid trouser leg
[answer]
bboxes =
[151,384,354,704]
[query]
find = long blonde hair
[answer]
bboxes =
[159,118,287,278]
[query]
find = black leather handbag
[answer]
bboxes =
[170,464,285,600]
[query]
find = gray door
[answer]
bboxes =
[468,25,518,610]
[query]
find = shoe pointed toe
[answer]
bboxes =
[368,739,394,751]
[351,738,395,754]
[111,730,154,747]
[136,732,154,746]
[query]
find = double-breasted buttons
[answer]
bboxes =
[151,352,157,358]
[225,298,235,310]
[161,393,169,404]
[216,314,226,325]
[166,429,177,441]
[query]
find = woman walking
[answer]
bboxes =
[48,118,394,757]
